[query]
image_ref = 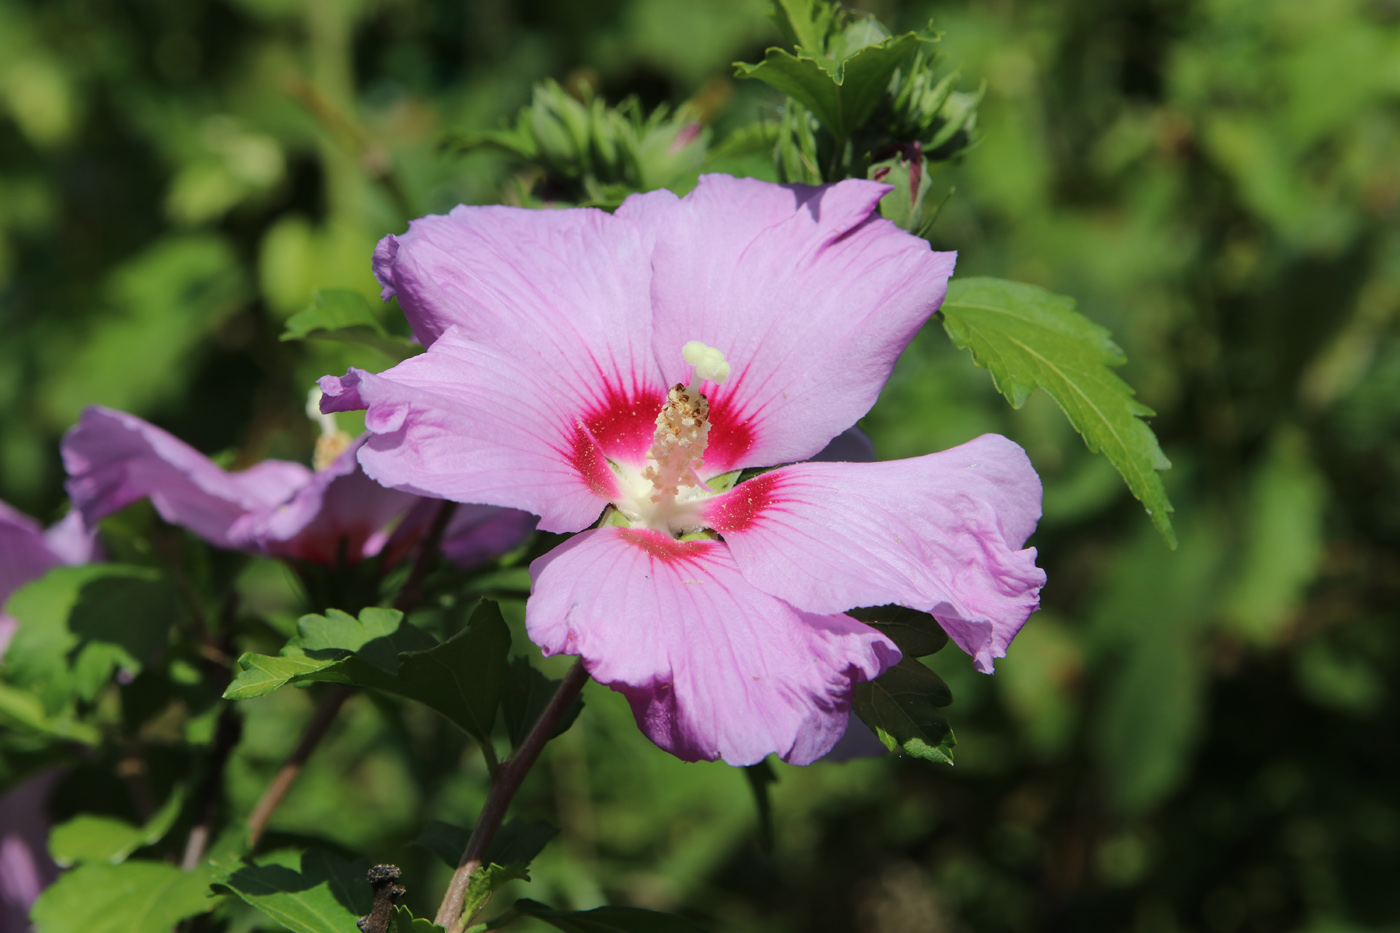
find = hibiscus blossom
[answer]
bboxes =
[61,405,535,569]
[320,174,1045,766]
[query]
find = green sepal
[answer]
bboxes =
[734,32,929,143]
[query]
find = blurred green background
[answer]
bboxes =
[2,0,1398,930]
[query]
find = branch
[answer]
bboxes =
[434,659,590,933]
[245,500,458,849]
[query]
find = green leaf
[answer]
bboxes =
[225,604,512,742]
[281,288,419,362]
[30,860,218,933]
[49,786,185,867]
[768,0,840,54]
[940,277,1176,547]
[852,658,955,763]
[847,605,949,658]
[734,32,928,141]
[0,682,100,744]
[512,899,707,933]
[463,862,532,925]
[394,601,511,745]
[500,657,583,748]
[213,849,371,933]
[3,565,180,713]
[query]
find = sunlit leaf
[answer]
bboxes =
[940,277,1176,547]
[31,860,218,933]
[281,289,419,363]
[214,849,370,933]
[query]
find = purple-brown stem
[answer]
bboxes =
[433,659,590,933]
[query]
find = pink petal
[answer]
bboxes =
[321,329,653,533]
[230,438,419,564]
[0,501,61,615]
[704,434,1045,673]
[63,407,311,550]
[640,174,957,474]
[526,526,900,766]
[371,201,663,405]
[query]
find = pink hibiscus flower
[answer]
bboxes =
[62,406,535,569]
[320,174,1046,766]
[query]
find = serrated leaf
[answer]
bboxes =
[940,277,1176,547]
[394,601,510,745]
[512,899,707,933]
[281,288,418,362]
[224,604,512,742]
[49,786,185,867]
[847,605,950,658]
[500,657,583,749]
[30,860,218,933]
[213,849,371,933]
[222,653,338,700]
[852,658,955,763]
[734,33,928,141]
[769,0,840,55]
[463,862,532,925]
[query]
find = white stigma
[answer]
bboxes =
[306,386,352,471]
[682,341,731,387]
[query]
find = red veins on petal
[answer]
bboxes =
[618,527,713,564]
[705,385,756,469]
[564,377,662,499]
[581,379,662,462]
[707,470,782,533]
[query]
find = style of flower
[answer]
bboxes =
[61,405,535,568]
[320,174,1046,766]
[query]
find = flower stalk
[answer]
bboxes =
[434,659,590,933]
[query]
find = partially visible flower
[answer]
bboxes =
[1,503,96,656]
[0,504,93,930]
[322,174,1045,766]
[61,405,535,568]
[0,772,59,933]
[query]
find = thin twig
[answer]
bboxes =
[244,501,459,849]
[434,660,589,933]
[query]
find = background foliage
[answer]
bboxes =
[2,0,1398,931]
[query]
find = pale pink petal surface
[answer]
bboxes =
[704,434,1045,672]
[321,333,640,533]
[527,526,900,766]
[644,175,957,473]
